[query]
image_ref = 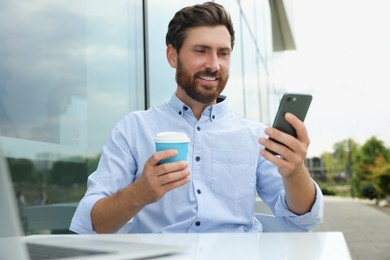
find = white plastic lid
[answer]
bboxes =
[154,132,190,143]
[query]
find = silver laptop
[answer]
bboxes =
[0,144,183,260]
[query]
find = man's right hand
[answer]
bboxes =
[132,149,191,206]
[91,149,190,233]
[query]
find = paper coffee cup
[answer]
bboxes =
[154,132,190,164]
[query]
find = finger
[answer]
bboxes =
[161,173,190,191]
[259,136,289,156]
[259,134,300,163]
[260,147,304,175]
[159,168,191,185]
[155,160,188,176]
[263,127,294,152]
[264,131,307,161]
[260,148,288,165]
[147,149,178,166]
[284,113,309,144]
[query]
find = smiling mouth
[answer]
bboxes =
[198,75,217,81]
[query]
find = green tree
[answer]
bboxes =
[87,153,100,175]
[49,157,88,187]
[321,152,336,181]
[359,137,390,164]
[353,137,390,202]
[7,158,36,183]
[321,139,359,183]
[377,164,390,197]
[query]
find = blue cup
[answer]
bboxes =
[154,132,190,164]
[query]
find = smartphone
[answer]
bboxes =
[266,93,312,155]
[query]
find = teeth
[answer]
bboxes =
[200,76,216,81]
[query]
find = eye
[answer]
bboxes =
[218,49,231,57]
[194,49,206,54]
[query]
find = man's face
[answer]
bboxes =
[174,25,231,104]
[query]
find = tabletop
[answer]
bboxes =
[26,232,352,260]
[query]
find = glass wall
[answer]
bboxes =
[147,0,196,106]
[1,0,278,207]
[0,0,144,205]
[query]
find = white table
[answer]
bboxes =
[26,232,352,260]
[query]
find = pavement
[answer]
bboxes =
[314,196,390,260]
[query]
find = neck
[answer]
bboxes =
[175,87,216,120]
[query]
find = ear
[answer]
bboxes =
[166,44,178,68]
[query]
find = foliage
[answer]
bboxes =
[7,155,96,204]
[321,139,359,183]
[49,159,88,187]
[319,137,390,202]
[318,183,337,196]
[8,155,98,188]
[359,137,390,163]
[359,155,390,202]
[352,137,390,202]
[7,158,36,183]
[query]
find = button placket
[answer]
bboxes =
[194,123,201,162]
[192,120,204,230]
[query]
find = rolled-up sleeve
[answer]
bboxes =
[256,157,324,231]
[69,194,104,234]
[274,182,324,230]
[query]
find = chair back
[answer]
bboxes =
[22,203,77,234]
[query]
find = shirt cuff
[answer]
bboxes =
[69,194,105,234]
[274,180,324,230]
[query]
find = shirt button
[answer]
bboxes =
[178,111,182,115]
[197,189,201,194]
[212,115,215,119]
[183,105,188,111]
[196,126,201,131]
[195,156,200,162]
[195,221,201,226]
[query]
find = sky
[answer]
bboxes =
[282,0,390,157]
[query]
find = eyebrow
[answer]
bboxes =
[193,45,232,52]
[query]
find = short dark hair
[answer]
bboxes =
[165,2,235,53]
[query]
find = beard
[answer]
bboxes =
[175,57,228,104]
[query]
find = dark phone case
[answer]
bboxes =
[267,93,312,155]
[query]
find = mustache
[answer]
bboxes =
[195,69,221,78]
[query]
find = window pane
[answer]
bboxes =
[147,0,196,107]
[0,0,144,206]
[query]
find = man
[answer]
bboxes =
[70,2,323,234]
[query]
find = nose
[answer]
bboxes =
[205,52,220,72]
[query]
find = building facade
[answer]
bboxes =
[0,0,295,204]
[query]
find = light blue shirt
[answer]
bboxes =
[70,94,323,234]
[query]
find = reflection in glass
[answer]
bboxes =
[0,0,144,206]
[147,0,196,107]
[0,1,87,144]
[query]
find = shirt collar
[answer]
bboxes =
[168,94,228,122]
